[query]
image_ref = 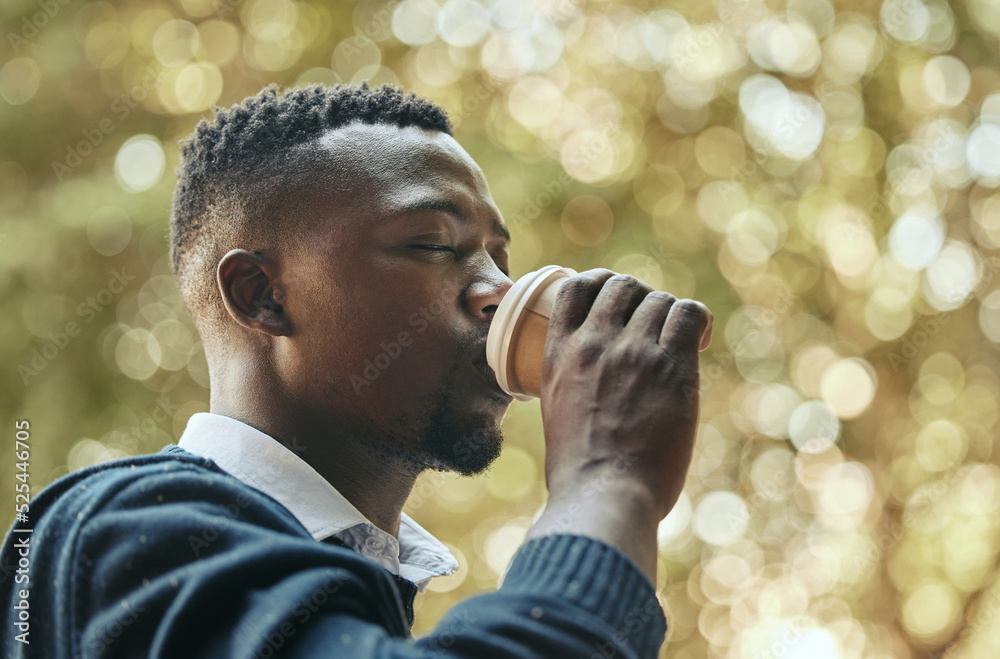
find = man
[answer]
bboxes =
[2,83,711,657]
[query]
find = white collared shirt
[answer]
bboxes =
[176,412,459,593]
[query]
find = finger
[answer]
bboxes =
[698,311,714,352]
[585,274,653,329]
[659,299,712,354]
[546,269,619,344]
[622,290,677,342]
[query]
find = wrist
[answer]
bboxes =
[526,480,660,585]
[546,460,661,514]
[529,474,661,543]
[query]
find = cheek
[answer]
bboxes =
[286,252,464,385]
[357,298,465,389]
[297,296,455,391]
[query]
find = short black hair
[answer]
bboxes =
[169,82,452,338]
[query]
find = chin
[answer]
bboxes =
[422,414,505,477]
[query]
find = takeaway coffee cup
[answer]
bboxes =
[487,265,714,401]
[486,265,578,401]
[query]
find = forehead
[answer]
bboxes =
[312,122,491,209]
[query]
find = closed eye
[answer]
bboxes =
[410,245,510,277]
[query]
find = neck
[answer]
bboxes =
[208,360,419,539]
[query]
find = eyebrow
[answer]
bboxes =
[401,198,512,244]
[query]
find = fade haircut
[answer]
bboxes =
[169,82,452,339]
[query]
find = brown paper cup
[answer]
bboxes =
[486,265,577,401]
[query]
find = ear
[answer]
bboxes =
[216,249,292,337]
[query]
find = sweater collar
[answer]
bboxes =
[176,412,458,592]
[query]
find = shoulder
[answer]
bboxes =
[2,448,413,657]
[31,446,261,512]
[53,445,308,539]
[13,445,315,569]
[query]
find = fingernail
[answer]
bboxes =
[699,316,713,351]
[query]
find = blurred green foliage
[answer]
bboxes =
[3,0,1000,656]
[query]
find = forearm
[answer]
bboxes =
[524,475,661,586]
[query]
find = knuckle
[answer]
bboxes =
[574,332,607,360]
[552,278,600,311]
[603,274,653,296]
[610,338,652,364]
[645,290,676,303]
[557,276,591,296]
[675,298,710,318]
[606,273,640,287]
[569,269,616,289]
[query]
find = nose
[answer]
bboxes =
[464,268,513,323]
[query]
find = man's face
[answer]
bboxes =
[278,122,515,477]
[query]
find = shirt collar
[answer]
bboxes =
[176,412,458,592]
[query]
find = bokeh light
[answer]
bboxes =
[114,135,166,193]
[4,0,1000,655]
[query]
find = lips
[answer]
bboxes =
[472,353,511,399]
[473,357,498,385]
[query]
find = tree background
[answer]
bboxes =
[3,0,1000,656]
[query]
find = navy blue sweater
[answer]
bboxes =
[1,445,667,658]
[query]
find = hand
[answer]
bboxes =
[539,269,713,521]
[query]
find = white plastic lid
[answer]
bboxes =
[486,265,577,401]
